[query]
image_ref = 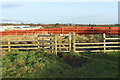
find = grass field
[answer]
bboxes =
[2,50,119,78]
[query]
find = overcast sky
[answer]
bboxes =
[0,1,119,24]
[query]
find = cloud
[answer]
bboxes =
[0,4,21,8]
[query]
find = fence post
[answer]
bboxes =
[50,34,54,53]
[103,33,106,53]
[69,32,72,51]
[8,41,11,52]
[58,34,61,52]
[62,27,63,34]
[72,32,76,52]
[37,35,40,49]
[55,34,57,55]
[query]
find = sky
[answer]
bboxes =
[0,0,119,2]
[0,1,119,24]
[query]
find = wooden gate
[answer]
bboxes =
[57,33,72,53]
[37,34,57,54]
[38,33,72,54]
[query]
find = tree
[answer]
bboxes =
[54,23,60,28]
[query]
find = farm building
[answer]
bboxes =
[0,25,42,31]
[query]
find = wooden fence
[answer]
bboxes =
[0,32,120,54]
[72,33,120,53]
[0,27,119,36]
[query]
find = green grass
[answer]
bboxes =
[2,50,119,78]
[61,52,119,78]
